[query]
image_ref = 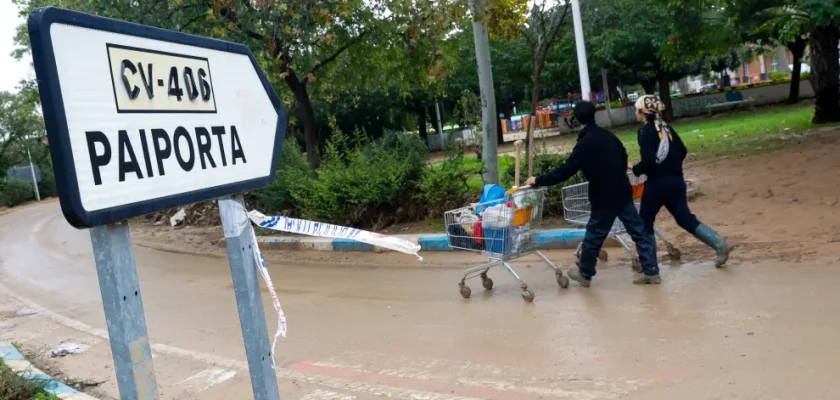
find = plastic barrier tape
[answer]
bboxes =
[248,210,423,260]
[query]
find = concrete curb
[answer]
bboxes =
[256,229,586,253]
[0,343,98,400]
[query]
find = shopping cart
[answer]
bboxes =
[561,172,681,272]
[445,186,568,303]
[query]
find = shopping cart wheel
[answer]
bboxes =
[459,282,471,299]
[631,257,642,273]
[521,288,535,302]
[668,247,682,261]
[556,270,570,288]
[599,250,609,261]
[481,274,494,291]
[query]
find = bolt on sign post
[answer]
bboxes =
[28,7,285,400]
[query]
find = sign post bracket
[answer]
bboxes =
[218,195,281,400]
[90,221,159,400]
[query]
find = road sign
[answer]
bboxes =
[29,7,286,400]
[7,165,41,183]
[29,7,286,228]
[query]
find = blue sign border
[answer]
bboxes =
[28,7,286,228]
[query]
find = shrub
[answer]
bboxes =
[290,130,428,228]
[419,148,483,217]
[252,137,311,215]
[503,152,585,217]
[2,179,35,207]
[38,164,57,198]
[801,71,811,81]
[769,71,791,82]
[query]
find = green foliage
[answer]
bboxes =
[252,138,311,215]
[801,71,812,80]
[770,71,792,82]
[290,131,428,227]
[0,356,52,400]
[2,179,35,207]
[503,153,585,217]
[419,148,482,217]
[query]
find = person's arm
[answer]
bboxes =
[533,139,585,187]
[632,126,657,176]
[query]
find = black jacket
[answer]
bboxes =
[534,124,632,209]
[632,121,687,178]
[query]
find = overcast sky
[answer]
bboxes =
[0,0,33,93]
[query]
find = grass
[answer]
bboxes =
[432,102,838,188]
[613,102,832,161]
[0,357,59,400]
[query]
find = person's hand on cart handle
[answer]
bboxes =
[525,176,537,186]
[627,162,634,170]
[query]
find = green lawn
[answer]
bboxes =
[614,102,831,161]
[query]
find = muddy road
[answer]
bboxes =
[3,130,840,399]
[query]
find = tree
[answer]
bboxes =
[522,1,570,142]
[0,87,46,175]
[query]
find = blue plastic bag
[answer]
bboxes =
[476,184,507,214]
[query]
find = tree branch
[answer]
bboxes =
[310,30,370,74]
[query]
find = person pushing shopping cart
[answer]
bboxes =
[526,101,661,286]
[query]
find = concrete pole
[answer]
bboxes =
[571,0,591,101]
[759,54,767,80]
[468,0,499,184]
[27,149,40,201]
[434,102,443,136]
[601,68,612,127]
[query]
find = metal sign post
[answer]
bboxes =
[90,221,158,400]
[28,7,286,399]
[218,195,281,399]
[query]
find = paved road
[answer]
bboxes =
[2,201,840,399]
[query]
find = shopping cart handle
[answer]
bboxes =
[506,185,531,195]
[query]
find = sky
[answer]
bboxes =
[1,0,32,93]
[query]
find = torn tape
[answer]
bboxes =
[248,210,423,260]
[249,229,287,369]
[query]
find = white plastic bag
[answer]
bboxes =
[481,205,511,229]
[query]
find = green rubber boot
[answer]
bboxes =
[567,268,591,288]
[633,273,661,285]
[693,224,735,268]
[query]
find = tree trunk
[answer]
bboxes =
[787,38,807,104]
[286,73,320,168]
[809,23,840,124]
[641,79,657,95]
[417,105,428,144]
[658,74,674,121]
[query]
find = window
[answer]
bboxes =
[772,59,779,72]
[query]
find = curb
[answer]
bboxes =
[0,343,98,400]
[256,229,586,253]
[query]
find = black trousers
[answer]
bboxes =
[580,200,659,278]
[639,176,701,236]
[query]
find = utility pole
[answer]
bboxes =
[27,149,40,201]
[570,0,591,101]
[468,0,499,184]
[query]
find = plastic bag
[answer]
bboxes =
[481,204,511,229]
[477,184,507,214]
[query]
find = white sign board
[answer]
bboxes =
[29,8,286,228]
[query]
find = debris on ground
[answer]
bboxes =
[50,341,89,358]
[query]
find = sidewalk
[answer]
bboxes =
[0,343,98,400]
[255,228,587,252]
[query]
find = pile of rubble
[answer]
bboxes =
[140,201,221,227]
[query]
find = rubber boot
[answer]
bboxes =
[633,273,661,285]
[567,268,591,288]
[693,224,735,268]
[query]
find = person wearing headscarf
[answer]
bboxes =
[631,95,735,267]
[526,101,660,286]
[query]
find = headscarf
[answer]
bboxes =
[635,95,673,164]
